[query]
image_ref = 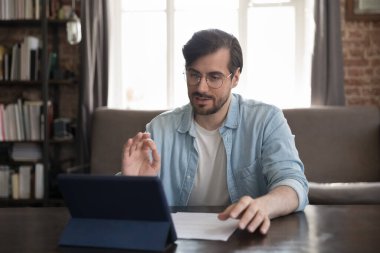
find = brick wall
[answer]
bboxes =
[341,0,380,106]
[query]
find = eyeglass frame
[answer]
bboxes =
[184,68,233,89]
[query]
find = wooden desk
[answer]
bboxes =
[0,205,379,253]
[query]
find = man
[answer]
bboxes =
[122,29,308,234]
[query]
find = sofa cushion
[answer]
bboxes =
[283,106,380,183]
[90,108,164,175]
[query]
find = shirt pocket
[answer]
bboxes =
[235,160,264,197]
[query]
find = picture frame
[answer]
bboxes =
[346,0,380,21]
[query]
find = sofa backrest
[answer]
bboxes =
[90,108,164,175]
[283,106,380,183]
[90,106,380,183]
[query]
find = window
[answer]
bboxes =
[108,0,314,109]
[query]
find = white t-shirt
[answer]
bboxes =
[187,121,229,206]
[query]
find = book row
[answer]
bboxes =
[0,163,44,199]
[0,36,40,81]
[0,0,40,20]
[0,99,53,141]
[0,0,69,20]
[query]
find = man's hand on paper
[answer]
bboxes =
[122,132,161,176]
[218,186,299,235]
[218,195,271,235]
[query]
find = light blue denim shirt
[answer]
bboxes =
[146,93,309,210]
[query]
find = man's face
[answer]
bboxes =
[186,48,239,115]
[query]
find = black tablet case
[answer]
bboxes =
[58,175,177,251]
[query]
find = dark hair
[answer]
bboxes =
[182,29,243,76]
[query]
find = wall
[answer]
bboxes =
[341,0,380,106]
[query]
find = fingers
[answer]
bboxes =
[122,138,133,158]
[131,132,144,152]
[125,132,149,155]
[145,139,161,169]
[230,196,252,219]
[217,205,236,220]
[244,210,270,234]
[218,196,271,234]
[218,196,251,221]
[142,139,160,164]
[125,132,157,159]
[121,132,159,176]
[121,138,135,175]
[259,216,270,234]
[122,132,151,166]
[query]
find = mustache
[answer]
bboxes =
[191,92,213,99]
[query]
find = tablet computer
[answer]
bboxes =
[58,174,177,251]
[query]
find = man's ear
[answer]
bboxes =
[232,67,241,88]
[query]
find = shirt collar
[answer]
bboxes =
[223,93,239,129]
[177,104,193,134]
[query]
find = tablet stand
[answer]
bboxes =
[60,218,175,251]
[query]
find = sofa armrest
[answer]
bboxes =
[309,182,380,204]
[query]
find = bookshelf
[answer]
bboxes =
[0,0,80,206]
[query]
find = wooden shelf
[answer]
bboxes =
[0,80,76,86]
[49,79,77,85]
[0,140,43,144]
[0,198,44,207]
[0,198,65,207]
[0,19,69,27]
[0,19,41,26]
[50,138,74,144]
[0,160,43,166]
[0,139,74,144]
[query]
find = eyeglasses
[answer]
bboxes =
[184,70,232,89]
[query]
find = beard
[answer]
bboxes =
[189,91,230,115]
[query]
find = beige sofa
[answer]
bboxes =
[90,106,380,204]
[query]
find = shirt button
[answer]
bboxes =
[187,176,191,180]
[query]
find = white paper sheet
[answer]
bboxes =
[171,212,239,241]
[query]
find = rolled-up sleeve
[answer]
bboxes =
[261,109,309,211]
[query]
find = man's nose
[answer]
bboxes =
[197,76,209,92]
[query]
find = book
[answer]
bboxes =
[10,43,20,80]
[30,49,39,80]
[5,103,17,141]
[20,36,39,80]
[0,45,5,80]
[11,173,19,200]
[25,0,33,19]
[25,100,43,141]
[23,103,31,140]
[14,101,22,140]
[34,163,44,199]
[34,0,40,19]
[16,98,25,140]
[0,104,5,141]
[2,104,9,141]
[4,53,10,80]
[19,165,32,199]
[0,166,10,198]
